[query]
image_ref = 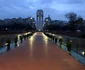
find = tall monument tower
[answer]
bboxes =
[36,9,44,31]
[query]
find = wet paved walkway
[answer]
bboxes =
[0,32,85,70]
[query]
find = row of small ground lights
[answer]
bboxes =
[44,32,85,57]
[6,32,34,51]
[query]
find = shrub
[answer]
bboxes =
[66,42,72,53]
[59,38,63,48]
[6,40,11,51]
[20,36,23,43]
[15,36,18,46]
[55,38,57,43]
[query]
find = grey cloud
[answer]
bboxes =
[40,0,85,4]
[0,0,85,20]
[67,0,85,4]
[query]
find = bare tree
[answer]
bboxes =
[65,12,77,22]
[76,16,84,30]
[76,16,83,26]
[65,12,77,31]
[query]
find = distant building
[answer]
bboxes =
[36,9,44,31]
[44,15,51,26]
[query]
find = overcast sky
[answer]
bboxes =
[0,0,85,20]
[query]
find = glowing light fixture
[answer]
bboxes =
[70,40,72,43]
[82,52,85,56]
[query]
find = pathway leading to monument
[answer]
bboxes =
[0,32,85,70]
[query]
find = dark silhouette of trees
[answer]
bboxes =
[76,17,83,26]
[43,24,61,31]
[0,17,36,31]
[75,16,84,30]
[65,12,84,31]
[65,12,77,22]
[43,12,84,33]
[65,12,77,31]
[0,22,36,31]
[61,25,70,31]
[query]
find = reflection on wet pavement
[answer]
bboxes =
[0,32,85,70]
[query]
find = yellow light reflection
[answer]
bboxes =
[58,36,62,39]
[33,33,37,37]
[42,33,48,45]
[29,36,34,56]
[17,34,21,40]
[24,32,31,35]
[5,43,8,46]
[30,36,34,47]
[17,42,20,47]
[52,34,55,36]
[42,33,48,56]
[29,33,37,56]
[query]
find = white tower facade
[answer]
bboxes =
[36,9,44,31]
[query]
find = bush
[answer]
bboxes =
[20,36,23,43]
[66,42,72,53]
[55,38,57,43]
[59,38,63,48]
[15,36,18,46]
[6,40,11,51]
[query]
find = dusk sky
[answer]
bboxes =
[0,0,85,20]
